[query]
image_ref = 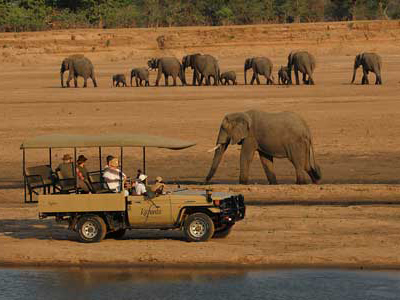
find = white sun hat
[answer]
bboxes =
[139,174,148,182]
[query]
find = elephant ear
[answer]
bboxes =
[224,113,252,145]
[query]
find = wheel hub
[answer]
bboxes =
[82,221,98,239]
[189,220,207,238]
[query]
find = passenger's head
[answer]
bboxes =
[156,176,163,183]
[62,154,72,163]
[106,155,115,166]
[109,157,119,169]
[77,155,87,166]
[138,174,147,182]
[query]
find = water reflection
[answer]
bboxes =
[1,268,400,300]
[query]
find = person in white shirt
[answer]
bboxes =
[102,157,126,193]
[135,174,147,195]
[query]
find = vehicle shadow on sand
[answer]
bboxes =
[0,219,186,242]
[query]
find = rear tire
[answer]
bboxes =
[213,224,234,239]
[184,213,215,242]
[77,215,107,243]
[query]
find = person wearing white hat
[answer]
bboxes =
[103,157,126,193]
[151,176,165,195]
[135,174,148,196]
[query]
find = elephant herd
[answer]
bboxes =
[60,51,383,88]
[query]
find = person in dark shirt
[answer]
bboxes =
[55,154,74,179]
[76,155,90,192]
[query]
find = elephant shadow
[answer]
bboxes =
[0,218,75,241]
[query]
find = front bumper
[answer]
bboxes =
[220,194,246,223]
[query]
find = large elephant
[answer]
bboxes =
[147,57,186,86]
[205,110,321,185]
[287,51,316,85]
[60,54,97,88]
[244,57,274,85]
[182,54,220,86]
[130,67,150,87]
[351,52,382,85]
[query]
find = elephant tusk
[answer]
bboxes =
[207,145,221,153]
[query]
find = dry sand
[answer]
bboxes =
[0,20,400,268]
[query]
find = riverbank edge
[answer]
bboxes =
[1,261,400,271]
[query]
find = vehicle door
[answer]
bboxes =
[127,194,172,226]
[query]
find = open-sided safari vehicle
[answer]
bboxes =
[21,134,245,243]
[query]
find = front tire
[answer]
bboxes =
[184,213,215,242]
[77,215,107,243]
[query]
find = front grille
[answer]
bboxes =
[220,194,246,221]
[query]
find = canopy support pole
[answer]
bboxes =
[48,148,52,194]
[142,147,146,175]
[120,147,123,192]
[74,148,77,190]
[98,147,102,172]
[23,148,27,203]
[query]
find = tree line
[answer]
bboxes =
[0,0,399,32]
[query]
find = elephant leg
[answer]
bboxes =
[164,74,169,86]
[239,139,256,184]
[258,151,277,185]
[135,78,139,87]
[287,146,309,184]
[250,73,256,85]
[255,74,261,85]
[155,70,162,86]
[91,74,97,87]
[362,70,369,85]
[375,72,382,85]
[302,73,308,84]
[294,67,300,85]
[198,74,205,86]
[172,75,177,86]
[73,76,78,88]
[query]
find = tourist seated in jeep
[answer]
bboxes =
[76,155,90,193]
[134,174,147,196]
[151,176,165,195]
[102,157,126,194]
[55,154,74,179]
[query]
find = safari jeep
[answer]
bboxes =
[21,134,245,243]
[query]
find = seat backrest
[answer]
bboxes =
[26,165,53,185]
[88,172,109,193]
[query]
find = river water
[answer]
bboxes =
[0,268,399,300]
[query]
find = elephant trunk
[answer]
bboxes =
[205,143,228,183]
[244,66,247,85]
[351,66,358,84]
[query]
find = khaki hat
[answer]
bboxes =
[62,154,72,161]
[156,176,163,183]
[109,157,119,168]
[139,174,148,182]
[77,155,87,163]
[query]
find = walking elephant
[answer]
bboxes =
[244,57,274,85]
[287,51,316,85]
[60,54,97,88]
[219,71,237,85]
[278,66,290,85]
[112,74,127,87]
[147,57,186,86]
[131,67,150,87]
[182,54,220,86]
[205,110,321,185]
[351,52,382,85]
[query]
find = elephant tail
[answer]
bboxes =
[309,142,322,183]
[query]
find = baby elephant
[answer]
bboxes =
[219,71,237,85]
[131,67,150,87]
[112,74,127,87]
[278,66,290,85]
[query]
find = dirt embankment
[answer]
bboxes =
[0,21,400,268]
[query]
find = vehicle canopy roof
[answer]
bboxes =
[20,134,196,150]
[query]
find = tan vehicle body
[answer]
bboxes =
[39,193,223,227]
[38,190,244,243]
